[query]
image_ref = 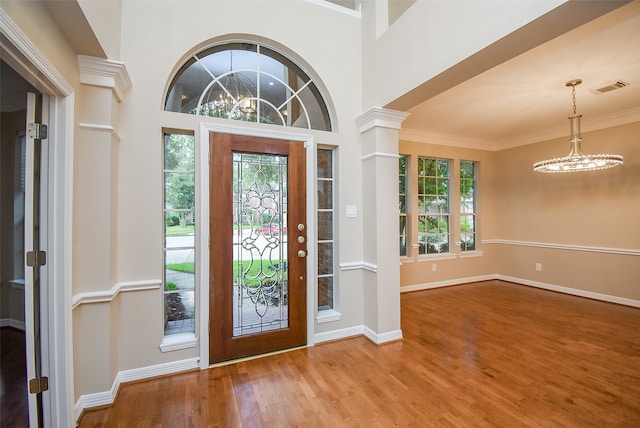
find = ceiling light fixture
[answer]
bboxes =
[533,79,623,173]
[203,50,256,119]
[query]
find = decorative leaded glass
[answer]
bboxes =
[232,152,289,336]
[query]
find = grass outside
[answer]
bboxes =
[166,224,271,235]
[166,262,195,273]
[166,225,195,236]
[166,260,287,285]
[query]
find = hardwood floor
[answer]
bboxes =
[78,280,640,427]
[0,327,29,428]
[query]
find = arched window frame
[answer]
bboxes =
[164,41,334,132]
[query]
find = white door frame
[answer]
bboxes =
[198,122,317,369]
[1,10,75,427]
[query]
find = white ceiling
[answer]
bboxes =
[400,0,640,151]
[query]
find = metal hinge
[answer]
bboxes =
[28,123,48,140]
[29,376,49,394]
[26,250,47,267]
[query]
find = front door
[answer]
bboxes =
[209,133,307,364]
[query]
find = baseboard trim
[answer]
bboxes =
[363,326,403,344]
[400,274,640,308]
[74,357,200,422]
[314,325,403,345]
[314,325,364,344]
[496,275,640,308]
[0,318,26,331]
[400,275,495,293]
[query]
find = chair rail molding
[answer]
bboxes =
[71,279,161,308]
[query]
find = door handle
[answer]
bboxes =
[297,250,307,258]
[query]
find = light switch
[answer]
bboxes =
[346,205,358,218]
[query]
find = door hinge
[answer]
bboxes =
[28,122,48,140]
[26,250,47,267]
[29,376,49,394]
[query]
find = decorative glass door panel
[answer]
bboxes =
[232,152,289,336]
[210,133,306,364]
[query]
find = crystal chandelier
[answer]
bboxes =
[533,79,623,173]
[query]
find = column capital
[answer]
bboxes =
[355,107,410,134]
[78,55,132,102]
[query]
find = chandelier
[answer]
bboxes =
[201,51,257,120]
[533,79,623,173]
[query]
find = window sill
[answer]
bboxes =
[160,333,198,353]
[417,253,457,262]
[459,250,484,258]
[316,309,342,324]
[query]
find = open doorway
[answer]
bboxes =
[0,59,39,426]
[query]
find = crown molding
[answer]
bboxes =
[401,106,640,152]
[399,128,492,150]
[78,55,132,102]
[494,106,640,150]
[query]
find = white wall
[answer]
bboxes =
[364,0,566,108]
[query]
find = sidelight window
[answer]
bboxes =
[317,148,335,311]
[163,132,196,336]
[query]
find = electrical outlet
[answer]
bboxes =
[536,263,542,272]
[432,263,437,272]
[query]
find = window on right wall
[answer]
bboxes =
[460,160,477,252]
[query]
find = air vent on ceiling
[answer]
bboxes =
[595,80,630,93]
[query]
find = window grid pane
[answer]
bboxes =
[163,133,196,335]
[317,148,335,311]
[418,157,450,255]
[460,160,476,252]
[165,43,332,131]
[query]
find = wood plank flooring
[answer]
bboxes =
[78,280,640,427]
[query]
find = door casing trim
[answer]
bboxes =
[1,10,75,427]
[198,122,317,369]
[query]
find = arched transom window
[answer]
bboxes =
[165,42,332,131]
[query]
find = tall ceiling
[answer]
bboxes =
[399,0,640,151]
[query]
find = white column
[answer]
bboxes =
[74,55,131,397]
[75,55,131,292]
[355,107,409,344]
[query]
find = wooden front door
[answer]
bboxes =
[209,132,307,364]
